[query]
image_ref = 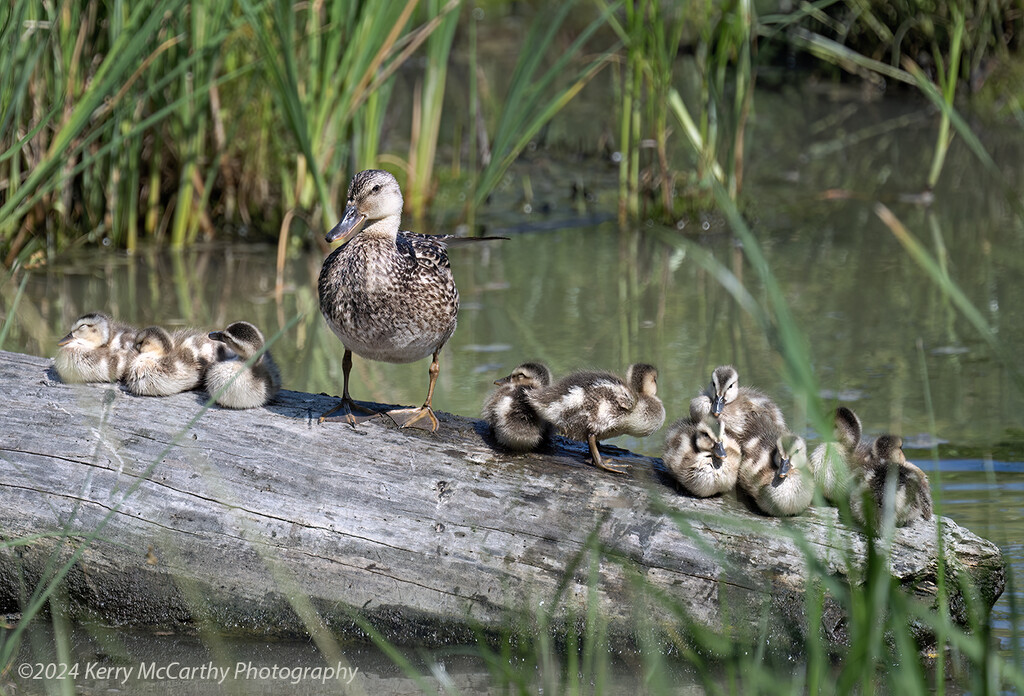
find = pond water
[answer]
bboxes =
[2,86,1023,689]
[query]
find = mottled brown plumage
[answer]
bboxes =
[689,365,786,440]
[737,410,813,516]
[206,321,282,409]
[809,406,863,504]
[850,435,933,529]
[526,363,665,473]
[318,169,460,431]
[123,326,215,396]
[663,415,741,497]
[482,362,553,452]
[54,313,137,383]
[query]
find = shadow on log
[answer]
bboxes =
[0,350,1005,650]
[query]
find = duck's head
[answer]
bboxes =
[58,313,112,349]
[709,365,739,416]
[626,363,659,397]
[773,433,807,479]
[871,434,906,467]
[133,327,174,357]
[326,169,404,244]
[494,362,552,389]
[209,321,265,360]
[696,416,728,469]
[833,406,863,449]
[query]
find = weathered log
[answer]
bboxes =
[0,350,1005,649]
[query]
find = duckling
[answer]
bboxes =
[689,365,786,439]
[54,313,137,383]
[481,362,554,452]
[809,406,863,504]
[663,415,741,497]
[205,321,282,409]
[738,413,813,516]
[317,169,460,432]
[526,363,665,473]
[123,327,211,396]
[850,435,933,528]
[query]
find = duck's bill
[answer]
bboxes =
[710,396,725,416]
[326,206,367,244]
[57,332,74,346]
[208,331,225,342]
[712,441,727,467]
[493,376,512,386]
[777,457,791,479]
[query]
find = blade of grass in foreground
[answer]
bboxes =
[874,202,1024,394]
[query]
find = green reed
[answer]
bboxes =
[403,0,461,220]
[468,2,616,221]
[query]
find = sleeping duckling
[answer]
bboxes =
[205,321,282,409]
[481,362,553,452]
[54,313,137,383]
[809,406,863,504]
[850,435,933,528]
[690,365,786,438]
[738,413,813,516]
[123,326,212,396]
[526,363,665,473]
[663,415,741,497]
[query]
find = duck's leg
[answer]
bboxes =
[387,350,441,432]
[318,349,384,426]
[588,434,630,474]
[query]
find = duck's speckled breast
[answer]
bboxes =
[318,234,459,363]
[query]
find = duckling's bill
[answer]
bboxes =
[326,206,367,244]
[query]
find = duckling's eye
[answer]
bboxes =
[372,184,382,193]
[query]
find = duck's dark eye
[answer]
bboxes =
[371,184,381,194]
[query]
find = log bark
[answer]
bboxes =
[0,350,1005,649]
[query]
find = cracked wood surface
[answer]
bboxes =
[0,350,1005,647]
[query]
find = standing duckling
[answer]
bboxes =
[205,321,282,409]
[690,365,786,439]
[124,327,212,396]
[738,412,813,516]
[54,313,137,383]
[526,363,665,473]
[850,435,933,528]
[663,415,741,497]
[809,406,863,504]
[482,362,553,452]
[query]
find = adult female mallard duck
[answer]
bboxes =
[690,365,786,439]
[663,415,741,497]
[54,313,137,383]
[526,363,665,473]
[809,406,863,504]
[318,169,475,432]
[482,362,554,452]
[123,327,215,396]
[738,411,813,516]
[205,321,282,409]
[849,435,933,528]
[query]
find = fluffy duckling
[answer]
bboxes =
[205,321,282,409]
[663,415,741,497]
[738,413,813,516]
[54,313,137,383]
[690,365,786,438]
[123,327,213,396]
[850,435,933,528]
[809,407,863,504]
[526,363,665,473]
[317,169,459,431]
[481,362,554,452]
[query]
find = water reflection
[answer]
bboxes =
[3,87,1024,674]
